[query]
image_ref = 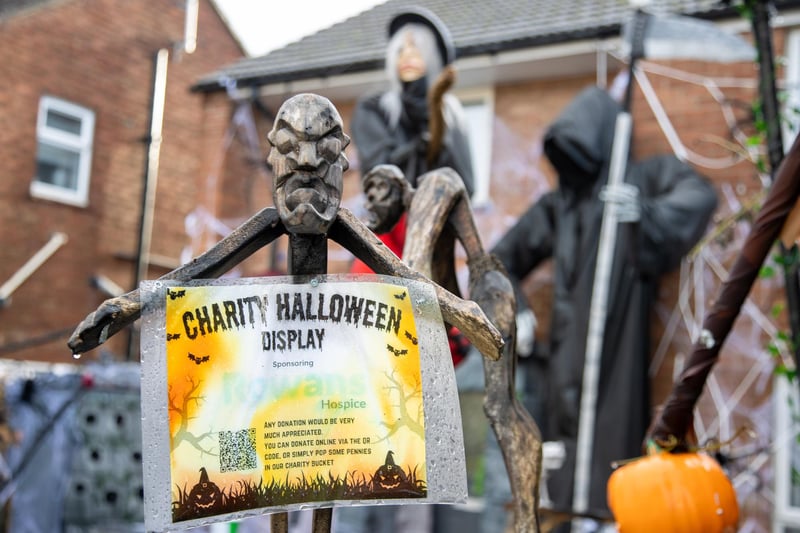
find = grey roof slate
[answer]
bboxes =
[0,0,57,18]
[194,0,798,92]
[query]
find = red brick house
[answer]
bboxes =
[0,0,247,362]
[192,1,800,530]
[3,0,800,529]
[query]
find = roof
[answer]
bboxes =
[0,0,58,18]
[194,0,800,93]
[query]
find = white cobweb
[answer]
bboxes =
[636,59,799,532]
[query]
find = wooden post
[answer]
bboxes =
[270,234,332,532]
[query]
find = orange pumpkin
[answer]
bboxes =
[607,451,738,533]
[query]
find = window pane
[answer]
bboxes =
[46,109,82,135]
[463,100,491,204]
[793,434,800,508]
[35,142,80,190]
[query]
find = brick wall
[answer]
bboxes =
[0,0,244,362]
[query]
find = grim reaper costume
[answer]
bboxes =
[492,86,717,518]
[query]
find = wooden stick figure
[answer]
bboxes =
[361,163,543,532]
[67,93,504,533]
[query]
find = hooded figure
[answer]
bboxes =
[492,86,718,519]
[351,7,474,195]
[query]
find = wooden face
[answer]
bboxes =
[267,94,348,234]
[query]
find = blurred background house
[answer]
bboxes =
[0,1,248,530]
[0,0,248,363]
[2,0,800,531]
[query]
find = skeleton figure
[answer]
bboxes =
[361,164,543,533]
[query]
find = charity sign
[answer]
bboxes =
[139,275,466,531]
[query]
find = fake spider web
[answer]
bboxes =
[636,60,799,533]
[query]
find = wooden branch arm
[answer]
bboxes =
[67,208,285,355]
[331,208,504,360]
[469,254,542,532]
[402,169,462,276]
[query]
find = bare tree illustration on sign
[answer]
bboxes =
[169,375,217,457]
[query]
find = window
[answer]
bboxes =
[777,28,800,533]
[30,96,95,207]
[457,87,494,207]
[784,29,800,151]
[774,376,800,532]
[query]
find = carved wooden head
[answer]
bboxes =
[362,164,409,234]
[267,93,350,235]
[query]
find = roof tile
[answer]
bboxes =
[195,0,799,91]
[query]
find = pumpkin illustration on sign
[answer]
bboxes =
[188,467,222,514]
[373,451,408,491]
[607,451,738,532]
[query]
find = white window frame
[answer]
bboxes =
[773,376,800,533]
[774,28,800,533]
[30,96,95,207]
[783,30,800,151]
[455,86,494,208]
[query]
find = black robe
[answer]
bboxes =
[492,86,718,517]
[351,92,475,196]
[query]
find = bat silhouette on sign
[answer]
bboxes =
[188,352,210,365]
[387,344,408,357]
[394,291,407,300]
[167,333,181,341]
[404,331,418,345]
[167,288,186,300]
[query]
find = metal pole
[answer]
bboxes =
[749,0,800,367]
[572,11,648,530]
[571,111,632,525]
[751,0,784,174]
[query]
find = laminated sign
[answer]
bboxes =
[140,275,467,531]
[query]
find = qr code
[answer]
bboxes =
[219,428,257,472]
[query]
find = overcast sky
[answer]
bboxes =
[213,0,386,56]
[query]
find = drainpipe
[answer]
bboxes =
[129,47,169,361]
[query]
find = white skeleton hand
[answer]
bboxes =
[600,182,641,223]
[515,308,537,357]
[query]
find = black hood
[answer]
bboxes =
[543,86,621,190]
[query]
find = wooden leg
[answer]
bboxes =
[312,508,333,533]
[271,512,288,533]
